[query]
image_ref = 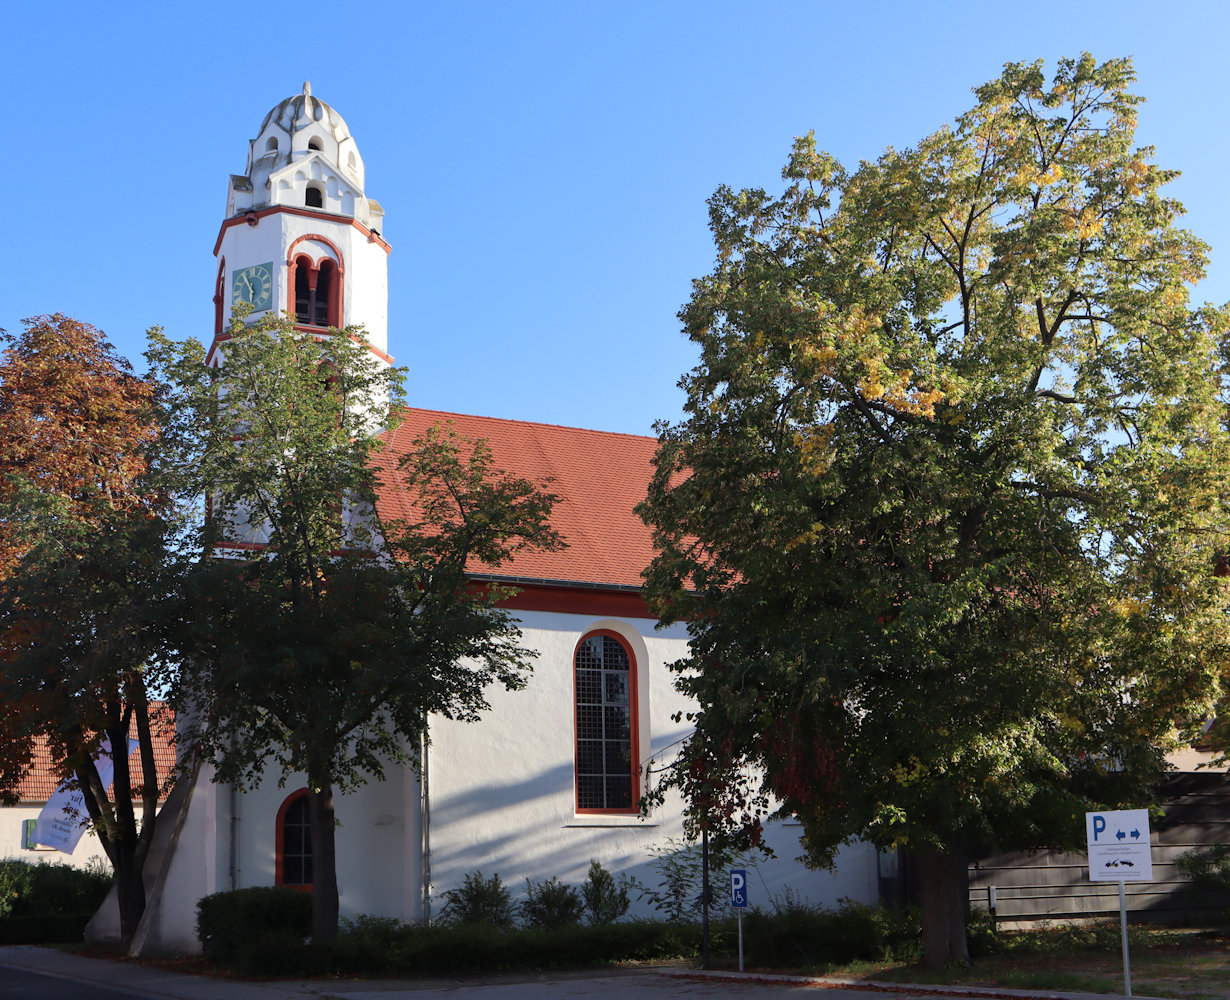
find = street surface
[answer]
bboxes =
[0,947,1144,1000]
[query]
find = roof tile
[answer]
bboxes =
[376,409,658,590]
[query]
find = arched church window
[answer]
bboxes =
[291,252,339,328]
[305,185,324,208]
[308,137,323,151]
[265,136,278,154]
[294,254,313,322]
[348,151,357,170]
[276,789,312,888]
[314,260,335,327]
[574,631,638,813]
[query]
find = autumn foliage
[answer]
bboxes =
[0,314,171,948]
[0,314,158,574]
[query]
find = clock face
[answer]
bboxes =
[231,263,274,312]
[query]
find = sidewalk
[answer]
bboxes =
[0,945,1158,1000]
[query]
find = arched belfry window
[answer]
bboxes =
[308,137,323,151]
[574,631,638,813]
[276,790,312,889]
[287,237,344,329]
[265,136,278,154]
[291,253,339,327]
[305,184,324,208]
[314,260,335,326]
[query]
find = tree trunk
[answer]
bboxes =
[916,841,970,969]
[114,854,146,949]
[308,779,339,944]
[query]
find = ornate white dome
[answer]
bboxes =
[257,82,352,145]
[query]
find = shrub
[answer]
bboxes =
[438,870,514,927]
[195,886,312,963]
[637,838,752,922]
[0,858,112,918]
[1177,844,1230,891]
[580,859,631,925]
[0,862,33,919]
[520,876,583,930]
[742,897,921,968]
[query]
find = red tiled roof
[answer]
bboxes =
[12,708,177,804]
[376,408,659,591]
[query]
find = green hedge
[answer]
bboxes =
[209,915,704,977]
[0,912,94,944]
[196,892,928,978]
[196,887,312,964]
[742,900,922,968]
[0,859,112,943]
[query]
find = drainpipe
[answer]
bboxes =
[420,718,432,922]
[228,740,240,891]
[228,782,238,890]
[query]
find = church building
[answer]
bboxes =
[102,86,882,954]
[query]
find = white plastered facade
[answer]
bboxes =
[134,609,879,954]
[111,87,881,955]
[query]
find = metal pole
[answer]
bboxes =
[1119,880,1132,997]
[737,908,744,972]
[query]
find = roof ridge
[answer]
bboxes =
[392,406,659,444]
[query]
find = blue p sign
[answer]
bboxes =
[730,868,748,908]
[1092,815,1106,842]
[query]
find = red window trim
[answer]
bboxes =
[573,629,641,815]
[275,788,313,891]
[213,257,226,336]
[286,234,345,329]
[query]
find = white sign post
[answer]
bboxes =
[730,868,748,972]
[1086,809,1152,997]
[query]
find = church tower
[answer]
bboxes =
[211,83,391,365]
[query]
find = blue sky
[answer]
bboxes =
[2,1,1226,436]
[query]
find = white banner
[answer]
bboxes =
[32,737,137,854]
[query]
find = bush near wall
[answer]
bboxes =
[209,915,707,977]
[743,899,922,968]
[196,887,312,965]
[202,905,927,978]
[0,859,113,944]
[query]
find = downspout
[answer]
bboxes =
[420,717,432,922]
[228,781,239,891]
[228,736,240,891]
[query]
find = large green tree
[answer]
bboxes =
[640,55,1230,966]
[150,314,562,942]
[0,315,179,948]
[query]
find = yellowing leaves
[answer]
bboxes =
[794,423,835,478]
[1012,161,1065,190]
[1061,206,1105,239]
[1122,158,1149,196]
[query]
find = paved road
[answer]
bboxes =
[0,965,156,1000]
[0,947,1147,1000]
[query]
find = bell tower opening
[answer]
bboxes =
[292,253,339,328]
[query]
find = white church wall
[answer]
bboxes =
[424,608,881,919]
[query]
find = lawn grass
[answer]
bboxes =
[797,925,1230,999]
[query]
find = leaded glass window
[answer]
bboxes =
[575,633,635,811]
[280,793,313,886]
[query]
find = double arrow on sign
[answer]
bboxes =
[1114,828,1142,841]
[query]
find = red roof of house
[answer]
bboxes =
[376,408,659,590]
[12,709,177,804]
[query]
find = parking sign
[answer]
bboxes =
[730,868,748,908]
